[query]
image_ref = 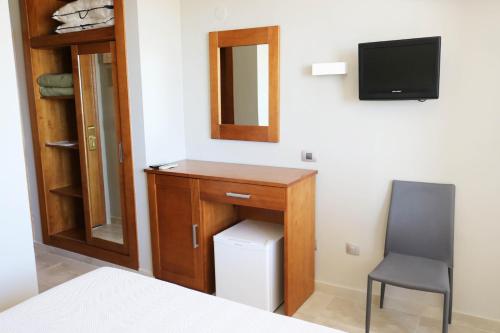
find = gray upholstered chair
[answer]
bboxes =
[365,180,455,333]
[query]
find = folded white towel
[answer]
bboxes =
[52,0,114,25]
[55,17,115,34]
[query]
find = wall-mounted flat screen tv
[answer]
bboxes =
[359,37,441,100]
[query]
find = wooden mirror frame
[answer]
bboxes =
[209,26,280,142]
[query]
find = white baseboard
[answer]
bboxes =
[314,279,500,327]
[316,279,441,306]
[139,268,153,277]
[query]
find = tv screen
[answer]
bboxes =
[359,37,441,100]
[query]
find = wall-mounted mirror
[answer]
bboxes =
[220,44,269,126]
[210,26,280,142]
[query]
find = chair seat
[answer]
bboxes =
[369,252,450,293]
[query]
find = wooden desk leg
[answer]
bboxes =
[284,176,316,316]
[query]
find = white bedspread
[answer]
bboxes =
[0,267,344,333]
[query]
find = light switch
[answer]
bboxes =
[301,151,316,162]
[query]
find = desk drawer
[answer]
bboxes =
[200,180,286,211]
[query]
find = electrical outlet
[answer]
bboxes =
[346,243,360,256]
[301,150,316,162]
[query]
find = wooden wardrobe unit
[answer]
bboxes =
[146,160,317,316]
[20,0,138,268]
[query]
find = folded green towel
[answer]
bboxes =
[37,73,73,88]
[39,87,74,97]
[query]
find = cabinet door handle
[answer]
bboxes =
[192,224,199,249]
[226,192,251,200]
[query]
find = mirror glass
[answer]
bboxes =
[219,44,269,126]
[78,51,124,245]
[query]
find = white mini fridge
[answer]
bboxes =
[214,219,284,312]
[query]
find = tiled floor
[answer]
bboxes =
[92,223,124,244]
[294,289,500,333]
[36,249,98,292]
[35,246,500,333]
[35,244,130,292]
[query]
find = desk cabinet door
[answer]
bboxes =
[150,175,205,291]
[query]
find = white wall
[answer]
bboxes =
[123,0,186,274]
[122,0,152,275]
[0,0,38,311]
[180,0,500,321]
[136,0,186,165]
[8,0,43,243]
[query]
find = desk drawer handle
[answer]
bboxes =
[192,224,199,249]
[226,192,251,200]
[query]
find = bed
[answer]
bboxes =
[0,267,344,333]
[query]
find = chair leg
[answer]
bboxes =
[449,268,453,324]
[380,282,386,309]
[366,277,373,333]
[442,292,450,333]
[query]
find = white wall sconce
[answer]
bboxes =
[311,62,347,76]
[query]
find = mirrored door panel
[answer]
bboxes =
[73,42,127,250]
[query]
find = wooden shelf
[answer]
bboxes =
[46,140,79,151]
[40,95,74,100]
[52,227,86,243]
[30,27,115,49]
[50,185,83,198]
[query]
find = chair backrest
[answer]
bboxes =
[385,180,455,267]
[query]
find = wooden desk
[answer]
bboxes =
[145,160,317,315]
